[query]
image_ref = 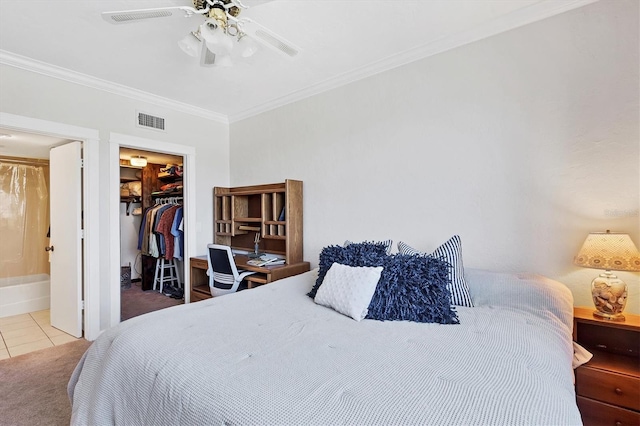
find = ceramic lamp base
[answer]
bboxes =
[591,271,628,321]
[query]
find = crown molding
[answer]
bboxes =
[0,50,229,124]
[1,0,597,125]
[227,0,598,123]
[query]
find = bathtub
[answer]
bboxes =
[0,274,50,318]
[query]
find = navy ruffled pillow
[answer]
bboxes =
[368,253,459,324]
[307,242,389,299]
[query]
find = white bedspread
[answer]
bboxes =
[69,268,581,425]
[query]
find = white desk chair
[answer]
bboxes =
[206,244,256,297]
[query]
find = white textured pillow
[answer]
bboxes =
[314,263,383,321]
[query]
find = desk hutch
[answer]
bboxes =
[190,179,310,301]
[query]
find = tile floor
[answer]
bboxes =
[0,310,80,360]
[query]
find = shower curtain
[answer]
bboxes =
[0,162,50,280]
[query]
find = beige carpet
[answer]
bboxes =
[0,339,91,426]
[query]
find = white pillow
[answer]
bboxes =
[314,263,383,321]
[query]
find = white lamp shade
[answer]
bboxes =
[216,54,233,67]
[200,21,233,55]
[178,33,201,57]
[574,231,640,271]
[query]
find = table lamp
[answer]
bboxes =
[574,230,640,321]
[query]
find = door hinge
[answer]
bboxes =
[80,229,84,239]
[81,300,85,310]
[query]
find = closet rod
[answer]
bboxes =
[0,156,49,166]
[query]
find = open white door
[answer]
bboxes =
[49,141,83,337]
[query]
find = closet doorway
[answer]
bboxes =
[109,133,196,329]
[119,147,185,321]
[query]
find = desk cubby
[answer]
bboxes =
[213,180,304,265]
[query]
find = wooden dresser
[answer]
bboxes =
[573,307,640,426]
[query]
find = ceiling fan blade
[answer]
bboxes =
[200,44,216,67]
[238,18,300,58]
[102,6,203,24]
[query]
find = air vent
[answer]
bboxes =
[109,10,173,23]
[255,29,299,57]
[137,112,165,131]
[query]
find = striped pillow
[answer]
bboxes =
[398,236,473,307]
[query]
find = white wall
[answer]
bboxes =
[230,0,640,313]
[0,66,230,329]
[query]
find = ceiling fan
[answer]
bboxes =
[102,0,299,68]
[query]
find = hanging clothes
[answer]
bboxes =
[156,205,179,259]
[149,203,173,258]
[170,206,184,261]
[137,198,183,259]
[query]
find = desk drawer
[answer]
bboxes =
[576,366,640,411]
[577,396,640,426]
[191,257,208,270]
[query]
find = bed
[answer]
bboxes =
[68,266,581,425]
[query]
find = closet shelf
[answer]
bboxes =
[151,192,183,199]
[157,172,183,182]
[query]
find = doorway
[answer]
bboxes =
[0,154,80,358]
[108,132,196,328]
[0,112,101,341]
[118,147,185,320]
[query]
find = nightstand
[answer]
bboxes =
[573,307,640,426]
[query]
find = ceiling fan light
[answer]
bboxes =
[216,54,233,67]
[178,32,201,57]
[206,36,234,55]
[200,21,222,43]
[238,35,258,58]
[201,21,233,54]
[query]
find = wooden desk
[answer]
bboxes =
[190,255,310,302]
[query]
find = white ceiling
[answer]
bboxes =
[0,0,596,123]
[0,129,69,159]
